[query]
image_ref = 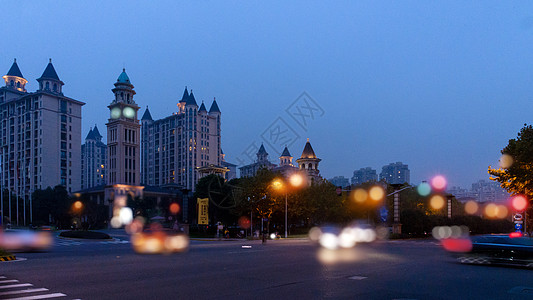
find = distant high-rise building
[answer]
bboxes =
[351,167,378,185]
[470,180,509,203]
[0,59,84,198]
[379,162,410,184]
[81,125,107,189]
[329,176,350,188]
[141,87,223,191]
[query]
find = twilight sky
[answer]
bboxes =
[3,1,533,189]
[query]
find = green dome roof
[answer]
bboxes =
[117,68,131,84]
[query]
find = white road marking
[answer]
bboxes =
[348,276,367,280]
[0,279,19,283]
[5,292,66,299]
[0,276,6,279]
[0,283,33,289]
[4,258,28,263]
[0,288,49,296]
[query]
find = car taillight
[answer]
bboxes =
[509,232,523,238]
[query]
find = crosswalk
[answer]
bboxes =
[55,239,129,247]
[0,276,71,299]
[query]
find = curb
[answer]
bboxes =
[0,255,16,262]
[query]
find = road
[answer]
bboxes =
[1,233,532,300]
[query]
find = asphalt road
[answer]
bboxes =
[2,233,533,300]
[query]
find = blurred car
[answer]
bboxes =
[0,229,52,252]
[130,224,189,254]
[450,234,533,268]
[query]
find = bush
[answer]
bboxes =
[59,231,111,240]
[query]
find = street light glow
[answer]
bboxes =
[368,186,384,201]
[73,201,83,210]
[289,173,304,187]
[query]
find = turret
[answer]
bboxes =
[3,58,28,92]
[37,59,64,94]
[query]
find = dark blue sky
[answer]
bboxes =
[4,1,533,188]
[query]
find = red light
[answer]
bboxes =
[509,232,523,238]
[441,238,473,253]
[511,195,528,211]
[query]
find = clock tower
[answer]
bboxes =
[106,69,141,186]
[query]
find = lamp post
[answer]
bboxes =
[272,173,304,239]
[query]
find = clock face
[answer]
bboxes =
[123,106,135,119]
[110,107,121,119]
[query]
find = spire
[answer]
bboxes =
[6,58,24,78]
[258,144,267,155]
[257,143,269,162]
[38,59,61,81]
[280,146,292,157]
[199,101,207,112]
[112,68,136,104]
[209,97,220,113]
[300,139,317,159]
[85,127,94,140]
[180,86,189,103]
[141,106,153,121]
[117,68,131,84]
[186,90,198,106]
[92,125,102,139]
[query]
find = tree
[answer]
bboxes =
[488,124,533,235]
[488,124,533,198]
[32,185,71,228]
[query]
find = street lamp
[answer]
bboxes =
[72,200,83,229]
[272,173,304,239]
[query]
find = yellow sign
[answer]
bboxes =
[197,198,209,225]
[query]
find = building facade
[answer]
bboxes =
[379,162,410,185]
[141,87,222,192]
[81,125,107,189]
[239,144,276,178]
[0,59,84,198]
[351,167,378,185]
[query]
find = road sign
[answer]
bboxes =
[514,220,523,224]
[515,223,523,230]
[379,207,388,222]
[514,213,523,221]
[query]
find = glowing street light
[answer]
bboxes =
[272,173,305,238]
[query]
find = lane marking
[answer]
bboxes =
[4,258,28,263]
[5,292,66,299]
[0,283,33,289]
[0,288,49,296]
[348,276,367,280]
[0,279,19,284]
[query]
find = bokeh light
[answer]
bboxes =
[73,201,83,210]
[430,195,445,209]
[368,186,385,201]
[484,203,498,218]
[511,195,528,211]
[169,203,180,215]
[417,182,431,196]
[499,154,514,169]
[238,216,251,229]
[353,188,368,203]
[308,227,322,242]
[464,200,479,215]
[431,175,447,191]
[496,205,508,219]
[290,173,304,187]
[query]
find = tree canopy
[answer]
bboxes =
[488,124,533,199]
